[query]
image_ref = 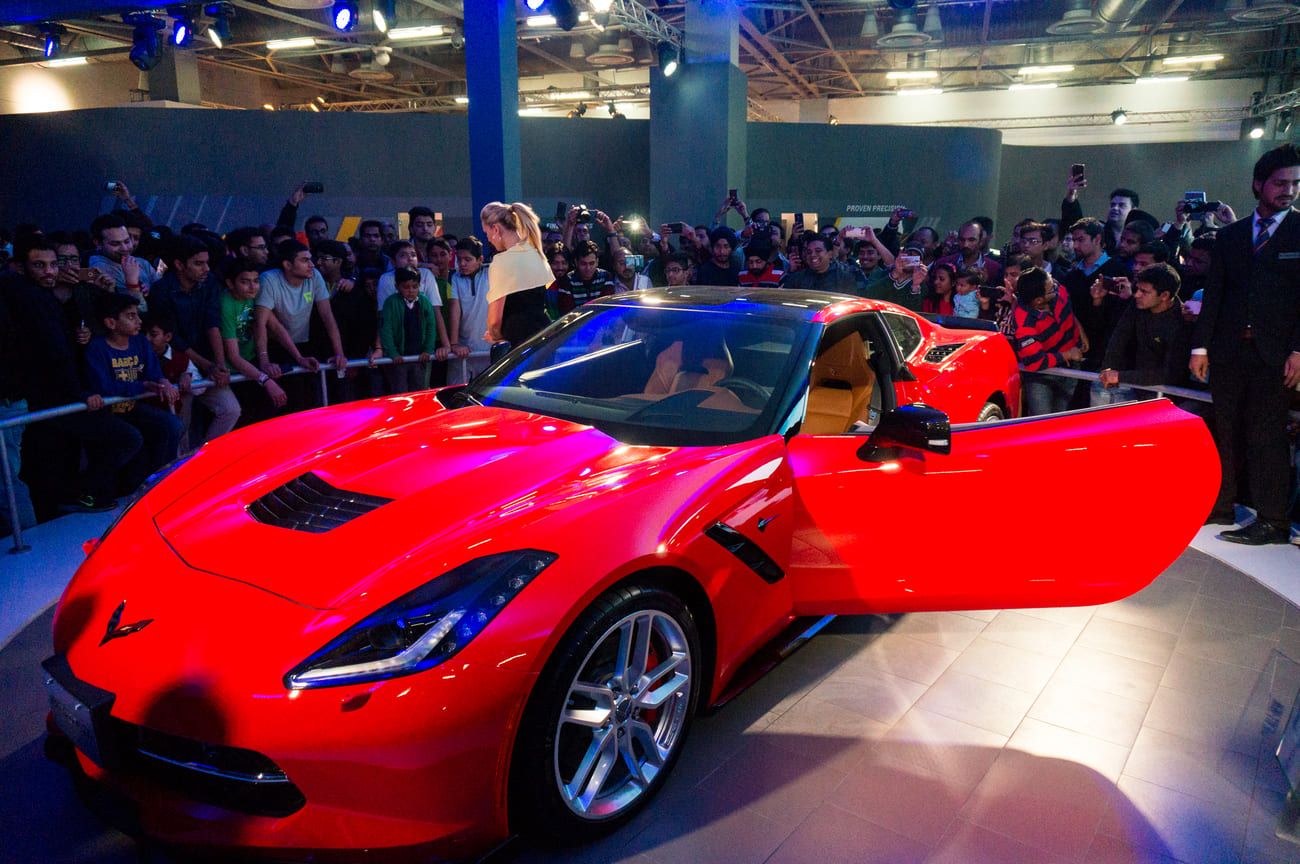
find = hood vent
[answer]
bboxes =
[247,472,393,534]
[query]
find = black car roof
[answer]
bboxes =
[589,286,855,322]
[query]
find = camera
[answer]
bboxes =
[575,205,591,225]
[898,254,921,270]
[302,181,324,194]
[624,216,645,234]
[105,181,120,192]
[624,254,644,270]
[1184,198,1222,216]
[1101,276,1122,294]
[898,209,916,220]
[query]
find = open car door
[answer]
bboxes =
[786,399,1219,615]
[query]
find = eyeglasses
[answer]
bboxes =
[247,244,269,251]
[1021,237,1044,245]
[55,256,80,264]
[315,256,340,263]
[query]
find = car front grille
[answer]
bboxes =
[108,719,306,817]
[247,472,393,533]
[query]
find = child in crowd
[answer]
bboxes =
[220,258,289,411]
[143,312,201,451]
[84,293,183,490]
[448,236,491,385]
[922,262,957,315]
[375,267,437,394]
[953,268,983,319]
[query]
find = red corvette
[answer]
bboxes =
[45,288,1216,861]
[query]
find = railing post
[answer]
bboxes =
[319,368,330,407]
[0,432,31,554]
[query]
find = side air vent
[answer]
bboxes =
[924,343,965,364]
[247,472,393,533]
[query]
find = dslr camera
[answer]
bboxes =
[1182,191,1222,217]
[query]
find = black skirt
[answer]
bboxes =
[502,286,550,347]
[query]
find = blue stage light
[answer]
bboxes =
[525,0,548,11]
[172,15,194,47]
[333,0,357,31]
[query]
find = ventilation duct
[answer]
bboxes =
[876,8,931,49]
[1097,0,1152,32]
[1228,0,1300,22]
[1046,0,1105,35]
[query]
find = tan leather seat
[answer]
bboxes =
[643,340,732,396]
[802,331,876,435]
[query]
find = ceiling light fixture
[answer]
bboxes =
[1243,116,1267,139]
[387,24,445,40]
[1135,75,1189,84]
[205,2,233,48]
[896,87,944,96]
[1162,53,1224,66]
[125,14,166,71]
[332,0,357,31]
[1009,82,1058,91]
[372,0,394,33]
[1111,108,1128,125]
[171,12,195,46]
[1018,64,1074,75]
[886,70,939,80]
[40,23,64,59]
[454,95,469,104]
[266,36,317,50]
[45,56,89,67]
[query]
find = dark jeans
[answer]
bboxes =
[116,402,183,492]
[1208,344,1292,525]
[41,409,142,503]
[1023,372,1077,416]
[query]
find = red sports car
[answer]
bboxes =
[45,288,1217,862]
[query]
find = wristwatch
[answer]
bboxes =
[257,373,270,386]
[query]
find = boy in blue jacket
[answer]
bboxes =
[84,293,183,490]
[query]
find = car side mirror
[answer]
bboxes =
[490,341,512,363]
[858,405,951,461]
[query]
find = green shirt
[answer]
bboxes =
[220,292,257,362]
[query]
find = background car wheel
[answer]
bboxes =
[977,401,1005,422]
[511,582,701,844]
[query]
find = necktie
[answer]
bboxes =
[1254,215,1275,255]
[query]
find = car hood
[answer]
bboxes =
[152,399,684,610]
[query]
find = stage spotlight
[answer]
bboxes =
[1110,108,1128,125]
[550,0,580,30]
[204,2,233,48]
[657,41,679,77]
[40,24,64,59]
[172,13,194,47]
[1243,116,1267,139]
[126,14,166,71]
[333,0,357,31]
[525,0,547,10]
[373,0,394,33]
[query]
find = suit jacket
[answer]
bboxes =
[1193,209,1300,368]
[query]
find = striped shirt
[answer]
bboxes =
[1011,292,1082,371]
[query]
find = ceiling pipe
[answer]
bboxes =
[1097,0,1153,32]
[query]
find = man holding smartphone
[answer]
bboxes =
[1190,143,1300,545]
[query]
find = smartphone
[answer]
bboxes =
[978,285,1002,299]
[625,254,645,270]
[728,188,738,202]
[556,201,568,221]
[1071,163,1086,179]
[899,255,921,270]
[1184,190,1206,204]
[302,181,324,194]
[1184,299,1202,315]
[105,181,120,192]
[1101,276,1119,293]
[795,212,805,226]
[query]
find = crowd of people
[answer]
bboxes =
[1,145,1298,545]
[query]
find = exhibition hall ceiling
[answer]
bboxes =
[0,1,1295,114]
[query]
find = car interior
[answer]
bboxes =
[799,316,894,436]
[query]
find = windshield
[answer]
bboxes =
[467,305,811,445]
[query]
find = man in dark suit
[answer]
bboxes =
[1190,143,1300,545]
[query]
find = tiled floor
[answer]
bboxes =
[3,548,1300,863]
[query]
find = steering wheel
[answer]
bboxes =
[715,377,770,409]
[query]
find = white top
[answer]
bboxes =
[486,242,554,304]
[451,268,491,352]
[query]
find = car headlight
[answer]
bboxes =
[93,453,195,550]
[284,549,557,690]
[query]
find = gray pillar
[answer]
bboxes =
[464,0,522,224]
[147,48,200,104]
[649,0,746,229]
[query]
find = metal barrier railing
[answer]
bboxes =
[4,358,1295,554]
[0,352,488,554]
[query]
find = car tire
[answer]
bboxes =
[976,401,1005,423]
[510,582,702,844]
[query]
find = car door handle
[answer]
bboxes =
[757,515,778,532]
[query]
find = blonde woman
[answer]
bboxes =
[480,201,554,347]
